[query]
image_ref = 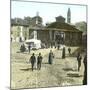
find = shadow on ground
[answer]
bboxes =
[42,62,49,64]
[62,68,77,71]
[67,73,83,78]
[20,68,35,71]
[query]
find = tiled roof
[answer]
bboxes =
[46,22,82,32]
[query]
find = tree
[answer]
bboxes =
[75,21,87,32]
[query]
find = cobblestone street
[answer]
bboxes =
[11,43,85,89]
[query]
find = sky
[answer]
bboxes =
[11,0,87,25]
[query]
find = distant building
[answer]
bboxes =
[11,24,29,42]
[11,12,43,42]
[11,9,83,46]
[31,14,43,27]
[28,21,82,46]
[56,16,65,23]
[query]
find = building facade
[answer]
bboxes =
[28,25,82,47]
[11,9,82,46]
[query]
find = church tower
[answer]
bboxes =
[67,8,71,24]
[36,11,39,25]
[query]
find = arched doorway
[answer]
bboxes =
[54,31,65,45]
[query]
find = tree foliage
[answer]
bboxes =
[75,21,87,32]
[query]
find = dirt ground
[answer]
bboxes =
[11,43,85,89]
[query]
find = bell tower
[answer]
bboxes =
[67,8,71,24]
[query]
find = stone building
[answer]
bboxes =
[28,17,82,47]
[11,13,43,42]
[11,9,82,46]
[56,16,65,23]
[11,19,29,42]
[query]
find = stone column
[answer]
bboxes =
[20,26,24,41]
[49,30,52,40]
[26,27,29,40]
[33,30,37,39]
[20,26,23,38]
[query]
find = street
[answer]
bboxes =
[11,43,85,89]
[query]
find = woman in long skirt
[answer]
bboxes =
[48,50,54,64]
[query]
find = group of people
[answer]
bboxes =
[30,53,43,71]
[61,47,71,59]
[29,50,54,71]
[29,47,87,85]
[20,43,31,53]
[20,44,26,52]
[29,47,81,71]
[29,47,71,71]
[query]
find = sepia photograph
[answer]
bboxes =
[11,0,87,89]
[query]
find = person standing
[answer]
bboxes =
[83,54,87,85]
[48,50,54,64]
[20,44,26,52]
[29,53,36,71]
[37,53,43,70]
[68,47,71,55]
[77,52,82,71]
[62,47,66,59]
[28,44,31,53]
[57,44,60,50]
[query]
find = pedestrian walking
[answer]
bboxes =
[77,52,82,71]
[62,47,66,59]
[48,50,54,64]
[28,44,31,53]
[83,54,87,85]
[37,53,43,70]
[29,53,36,71]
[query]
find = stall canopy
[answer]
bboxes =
[25,39,41,49]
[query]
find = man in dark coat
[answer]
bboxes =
[28,44,31,53]
[20,44,26,52]
[48,50,54,64]
[57,45,60,50]
[37,53,43,70]
[77,52,82,71]
[68,47,71,55]
[30,53,36,71]
[62,47,66,59]
[83,54,87,85]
